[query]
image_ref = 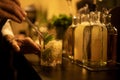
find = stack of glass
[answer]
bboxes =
[64,5,118,70]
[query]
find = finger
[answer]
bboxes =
[2,0,21,6]
[4,35,20,52]
[15,37,41,54]
[0,1,26,22]
[10,1,27,17]
[11,40,20,52]
[20,37,41,53]
[12,0,21,6]
[0,9,22,23]
[24,37,41,51]
[7,1,26,20]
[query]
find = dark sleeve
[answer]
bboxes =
[0,18,7,52]
[0,18,11,66]
[0,18,7,30]
[0,18,7,49]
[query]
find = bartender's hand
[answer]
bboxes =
[0,0,26,23]
[5,35,41,54]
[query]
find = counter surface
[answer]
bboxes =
[30,57,120,80]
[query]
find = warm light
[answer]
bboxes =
[98,0,103,2]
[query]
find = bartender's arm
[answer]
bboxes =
[0,0,26,24]
[2,20,41,54]
[0,0,41,54]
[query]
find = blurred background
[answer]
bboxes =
[19,0,120,19]
[11,0,120,37]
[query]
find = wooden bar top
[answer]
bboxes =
[25,54,120,80]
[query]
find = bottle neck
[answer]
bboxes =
[71,16,79,28]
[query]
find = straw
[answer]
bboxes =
[25,17,44,39]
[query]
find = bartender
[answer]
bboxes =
[0,0,41,80]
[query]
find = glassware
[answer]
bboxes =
[74,4,90,62]
[26,17,63,67]
[74,13,90,62]
[63,16,78,61]
[40,39,62,67]
[74,4,108,70]
[106,14,118,65]
[82,11,107,67]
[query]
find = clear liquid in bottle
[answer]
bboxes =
[82,11,107,67]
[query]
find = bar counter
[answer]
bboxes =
[25,54,120,80]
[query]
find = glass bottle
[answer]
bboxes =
[74,13,90,62]
[106,14,118,65]
[74,4,91,62]
[63,16,79,60]
[82,11,107,67]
